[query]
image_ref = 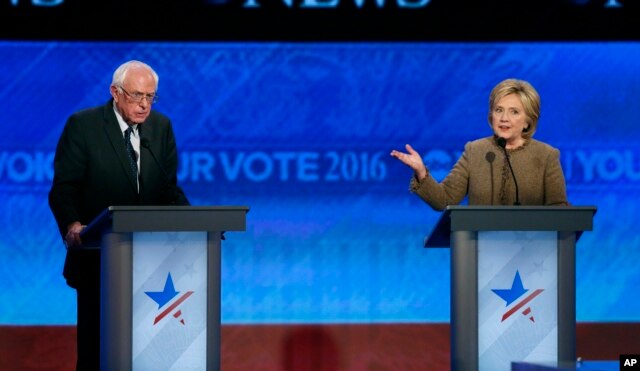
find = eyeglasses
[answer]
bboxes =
[119,86,158,104]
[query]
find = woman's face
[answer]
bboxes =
[491,93,528,148]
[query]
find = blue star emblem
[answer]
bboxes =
[145,273,180,309]
[492,270,528,306]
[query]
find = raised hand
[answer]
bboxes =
[390,144,428,180]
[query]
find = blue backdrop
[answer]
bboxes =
[0,41,638,325]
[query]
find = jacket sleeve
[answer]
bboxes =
[409,142,471,211]
[48,115,88,237]
[543,148,569,206]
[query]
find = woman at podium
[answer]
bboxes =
[390,78,569,210]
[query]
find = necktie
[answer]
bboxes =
[124,127,139,189]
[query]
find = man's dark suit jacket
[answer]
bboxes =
[49,99,189,288]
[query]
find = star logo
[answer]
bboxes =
[492,270,543,322]
[145,273,194,325]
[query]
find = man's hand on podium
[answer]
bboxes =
[65,221,86,249]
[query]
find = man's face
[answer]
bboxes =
[110,67,156,125]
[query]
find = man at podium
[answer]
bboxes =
[390,78,569,209]
[48,60,190,370]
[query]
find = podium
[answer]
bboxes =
[82,206,249,371]
[424,206,596,371]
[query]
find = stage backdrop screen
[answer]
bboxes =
[0,41,638,325]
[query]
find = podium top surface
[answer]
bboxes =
[424,205,597,248]
[82,206,249,241]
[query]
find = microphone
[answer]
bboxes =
[497,137,521,206]
[485,151,496,205]
[140,137,172,184]
[141,137,180,205]
[485,151,495,164]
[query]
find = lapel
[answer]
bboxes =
[102,101,139,193]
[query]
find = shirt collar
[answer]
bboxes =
[112,101,139,135]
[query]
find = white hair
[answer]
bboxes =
[110,60,159,89]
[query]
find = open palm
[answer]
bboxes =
[390,144,427,179]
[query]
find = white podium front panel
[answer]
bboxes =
[131,231,208,370]
[477,231,558,371]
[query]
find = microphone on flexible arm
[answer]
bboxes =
[141,137,171,182]
[497,137,521,206]
[485,151,496,205]
[485,151,495,164]
[140,137,179,205]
